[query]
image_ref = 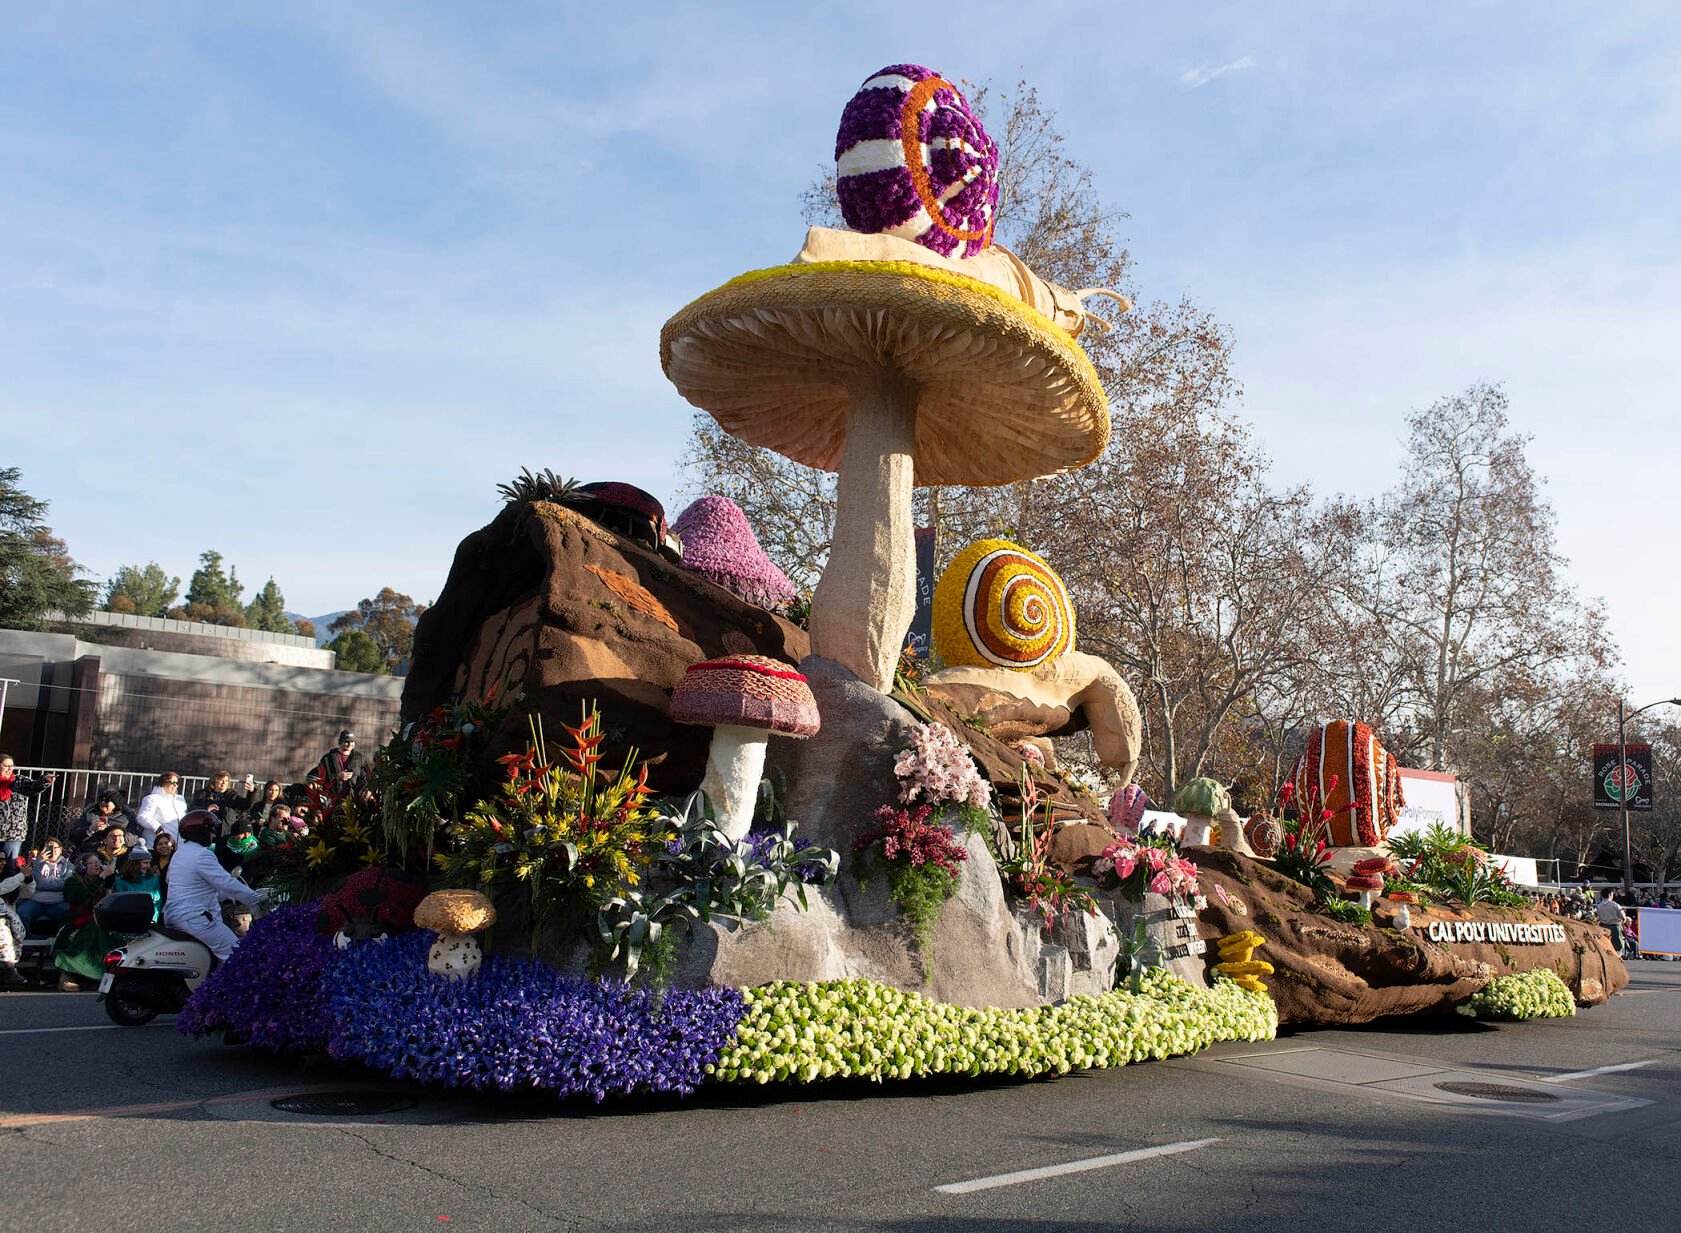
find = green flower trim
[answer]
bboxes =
[709,970,1276,1086]
[1457,967,1576,1020]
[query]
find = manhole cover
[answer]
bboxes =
[1432,1081,1561,1104]
[270,1091,418,1117]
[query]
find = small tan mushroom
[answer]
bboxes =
[414,889,497,980]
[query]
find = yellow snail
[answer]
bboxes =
[932,539,1074,672]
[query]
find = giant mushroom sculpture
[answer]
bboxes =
[660,66,1114,692]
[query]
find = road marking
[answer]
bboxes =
[0,1085,355,1129]
[0,1021,174,1036]
[1544,1059,1662,1083]
[935,1138,1220,1195]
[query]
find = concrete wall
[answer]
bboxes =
[52,610,335,669]
[0,628,402,780]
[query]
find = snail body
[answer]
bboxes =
[933,539,1074,672]
[835,64,999,260]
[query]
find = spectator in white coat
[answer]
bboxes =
[136,772,188,845]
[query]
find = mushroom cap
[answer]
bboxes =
[1172,777,1232,820]
[1352,856,1392,875]
[414,889,497,935]
[668,655,820,738]
[1387,890,1417,903]
[1345,873,1385,892]
[660,261,1110,487]
[670,496,798,609]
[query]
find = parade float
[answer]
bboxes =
[178,65,1624,1101]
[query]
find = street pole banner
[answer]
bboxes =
[1592,743,1653,811]
[905,525,936,661]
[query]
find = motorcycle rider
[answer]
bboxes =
[163,811,263,961]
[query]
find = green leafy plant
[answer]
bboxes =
[496,467,580,506]
[374,682,508,859]
[1386,822,1527,907]
[596,792,840,977]
[1272,816,1335,899]
[1115,917,1152,994]
[1319,896,1374,927]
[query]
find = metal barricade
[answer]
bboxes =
[10,766,214,852]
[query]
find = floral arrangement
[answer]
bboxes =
[931,539,1074,671]
[1093,835,1200,903]
[893,721,991,817]
[177,904,340,1053]
[710,969,1275,1085]
[1271,779,1340,899]
[374,683,507,857]
[1457,968,1576,1021]
[1386,822,1527,908]
[853,803,969,949]
[436,708,665,939]
[834,65,1000,260]
[266,781,390,902]
[323,931,746,1100]
[1000,770,1099,926]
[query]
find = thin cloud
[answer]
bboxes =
[1181,56,1255,90]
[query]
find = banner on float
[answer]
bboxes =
[1424,918,1567,945]
[1637,907,1681,957]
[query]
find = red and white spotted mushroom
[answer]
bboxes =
[669,655,821,840]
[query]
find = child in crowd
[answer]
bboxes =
[216,818,259,874]
[112,847,161,923]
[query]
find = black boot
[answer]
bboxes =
[0,965,25,988]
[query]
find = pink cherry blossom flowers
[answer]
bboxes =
[893,722,991,812]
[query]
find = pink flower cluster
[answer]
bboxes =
[853,804,969,876]
[893,722,991,811]
[1093,836,1200,900]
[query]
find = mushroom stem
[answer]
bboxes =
[1181,814,1213,848]
[700,725,769,841]
[809,369,919,693]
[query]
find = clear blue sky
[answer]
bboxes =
[5,2,1679,705]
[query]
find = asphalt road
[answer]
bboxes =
[3,964,1679,1233]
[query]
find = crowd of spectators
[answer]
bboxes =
[0,730,366,990]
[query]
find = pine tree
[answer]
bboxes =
[181,550,247,626]
[0,467,94,630]
[103,562,180,617]
[244,577,296,634]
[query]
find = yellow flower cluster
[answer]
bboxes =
[1215,929,1274,994]
[931,539,1075,672]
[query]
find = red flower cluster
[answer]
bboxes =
[853,804,968,876]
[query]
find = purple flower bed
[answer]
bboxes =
[323,931,747,1101]
[177,903,341,1054]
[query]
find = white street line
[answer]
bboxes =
[0,1021,172,1036]
[1544,1059,1662,1083]
[935,1138,1221,1195]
